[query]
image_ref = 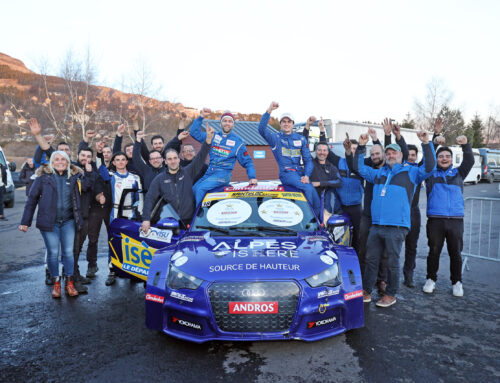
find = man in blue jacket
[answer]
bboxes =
[422,135,474,297]
[354,130,436,307]
[258,102,320,216]
[191,108,257,205]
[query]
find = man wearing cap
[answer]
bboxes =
[258,102,320,216]
[190,108,257,205]
[354,130,436,307]
[422,135,473,297]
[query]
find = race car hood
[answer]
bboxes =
[170,232,345,282]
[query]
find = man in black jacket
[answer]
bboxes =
[140,126,214,233]
[132,130,165,192]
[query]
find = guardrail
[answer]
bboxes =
[462,197,500,272]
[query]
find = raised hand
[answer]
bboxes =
[382,118,393,136]
[200,108,212,118]
[343,133,352,154]
[433,136,446,146]
[434,117,443,134]
[305,116,317,129]
[117,123,126,137]
[179,111,187,130]
[29,118,42,136]
[205,123,215,143]
[358,133,369,146]
[368,127,377,141]
[178,131,190,141]
[392,123,401,139]
[417,130,430,144]
[85,129,96,142]
[136,130,145,142]
[456,135,467,145]
[318,117,325,132]
[95,140,104,153]
[267,101,279,114]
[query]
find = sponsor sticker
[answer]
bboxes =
[307,316,337,329]
[258,199,303,227]
[212,145,231,157]
[226,139,235,146]
[293,140,302,147]
[170,291,194,303]
[229,301,279,314]
[120,235,157,277]
[317,289,340,299]
[320,255,334,265]
[145,293,164,304]
[344,290,363,301]
[171,316,203,331]
[206,198,252,227]
[306,236,329,242]
[214,134,222,143]
[139,227,173,243]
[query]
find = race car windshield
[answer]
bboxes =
[192,191,320,236]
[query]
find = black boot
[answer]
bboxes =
[105,271,116,286]
[86,265,99,279]
[78,274,92,285]
[45,268,54,285]
[404,275,415,288]
[74,277,89,294]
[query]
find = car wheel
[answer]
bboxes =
[488,174,494,184]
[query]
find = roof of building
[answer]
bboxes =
[201,120,278,146]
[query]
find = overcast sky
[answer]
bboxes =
[2,0,499,124]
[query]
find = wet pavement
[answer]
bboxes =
[1,184,499,382]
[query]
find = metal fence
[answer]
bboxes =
[462,197,500,272]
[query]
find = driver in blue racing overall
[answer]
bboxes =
[190,108,258,205]
[258,101,320,216]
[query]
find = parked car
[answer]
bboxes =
[479,148,500,183]
[108,182,363,342]
[0,145,15,208]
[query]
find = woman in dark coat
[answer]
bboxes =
[19,158,36,196]
[19,151,84,298]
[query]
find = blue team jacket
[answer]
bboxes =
[337,157,364,206]
[425,144,474,218]
[355,143,436,229]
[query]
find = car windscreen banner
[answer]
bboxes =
[202,191,306,202]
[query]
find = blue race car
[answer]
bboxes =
[133,182,363,342]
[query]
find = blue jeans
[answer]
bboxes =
[40,219,76,278]
[324,189,336,214]
[280,171,320,217]
[362,225,408,296]
[193,171,231,206]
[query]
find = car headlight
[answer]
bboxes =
[306,263,341,288]
[167,264,203,290]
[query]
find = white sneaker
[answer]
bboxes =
[422,279,435,294]
[452,282,464,297]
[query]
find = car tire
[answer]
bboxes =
[488,174,494,184]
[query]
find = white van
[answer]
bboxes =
[449,146,482,184]
[0,145,15,208]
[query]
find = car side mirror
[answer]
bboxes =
[157,217,180,229]
[327,214,351,227]
[8,162,16,172]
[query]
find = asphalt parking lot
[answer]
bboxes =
[1,184,499,382]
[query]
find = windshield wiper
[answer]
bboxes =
[253,226,298,235]
[194,225,230,235]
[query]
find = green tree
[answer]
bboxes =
[437,106,465,145]
[464,114,484,147]
[401,112,415,129]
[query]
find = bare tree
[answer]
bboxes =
[414,78,453,130]
[60,47,97,139]
[484,106,500,147]
[128,58,162,133]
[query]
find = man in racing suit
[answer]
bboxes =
[191,108,257,205]
[98,151,142,285]
[258,102,320,216]
[140,126,214,233]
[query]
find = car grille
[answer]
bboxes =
[208,281,300,332]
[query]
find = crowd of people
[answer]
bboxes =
[16,102,473,307]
